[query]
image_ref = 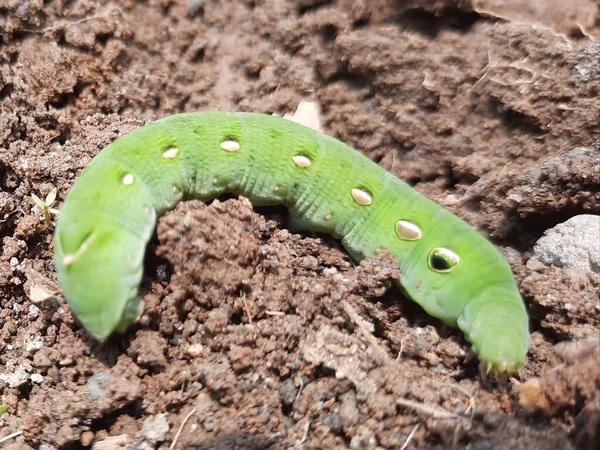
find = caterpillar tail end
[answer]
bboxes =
[470,328,529,374]
[457,287,530,375]
[75,294,143,341]
[112,295,144,335]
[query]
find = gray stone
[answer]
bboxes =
[534,215,600,273]
[87,371,110,400]
[141,413,170,441]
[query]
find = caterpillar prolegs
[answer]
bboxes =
[54,112,529,373]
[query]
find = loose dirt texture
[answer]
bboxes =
[1,0,599,449]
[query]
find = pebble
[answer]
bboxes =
[533,214,600,273]
[142,413,170,441]
[30,373,44,383]
[87,371,111,400]
[339,392,360,427]
[280,378,297,407]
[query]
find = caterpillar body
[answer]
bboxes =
[54,112,529,372]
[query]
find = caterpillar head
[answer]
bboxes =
[396,211,529,373]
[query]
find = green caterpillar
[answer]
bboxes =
[54,112,529,372]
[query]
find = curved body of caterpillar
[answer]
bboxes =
[54,112,529,372]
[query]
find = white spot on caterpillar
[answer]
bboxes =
[62,254,76,266]
[292,155,312,168]
[351,188,372,206]
[212,177,218,185]
[172,186,178,193]
[121,173,134,185]
[162,147,179,159]
[273,185,280,192]
[324,214,332,221]
[144,206,151,214]
[62,233,96,267]
[220,139,240,152]
[125,253,133,261]
[396,220,422,241]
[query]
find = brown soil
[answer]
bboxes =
[1,0,599,449]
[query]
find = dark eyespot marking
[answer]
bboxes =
[428,247,460,273]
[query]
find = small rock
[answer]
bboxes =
[519,378,551,410]
[30,373,44,383]
[283,100,324,132]
[81,431,94,446]
[186,0,205,16]
[28,304,41,318]
[29,285,54,303]
[349,424,378,449]
[322,411,342,433]
[58,357,74,367]
[186,343,203,357]
[339,393,360,427]
[227,345,254,372]
[32,349,53,368]
[87,371,111,400]
[533,215,600,272]
[280,378,297,407]
[0,367,29,388]
[26,341,43,352]
[142,413,170,441]
[92,434,129,450]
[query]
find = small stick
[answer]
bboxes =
[396,398,468,420]
[169,408,197,450]
[296,421,311,448]
[441,383,475,416]
[400,424,419,450]
[341,300,390,362]
[0,431,24,444]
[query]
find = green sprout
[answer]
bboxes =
[32,187,60,224]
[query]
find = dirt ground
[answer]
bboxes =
[0,0,599,449]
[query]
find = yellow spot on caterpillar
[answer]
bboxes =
[273,185,280,192]
[351,188,372,206]
[220,139,240,152]
[144,206,151,214]
[172,186,178,193]
[292,155,312,168]
[125,253,133,261]
[396,220,422,241]
[121,173,134,185]
[212,178,218,185]
[162,147,179,159]
[324,214,332,221]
